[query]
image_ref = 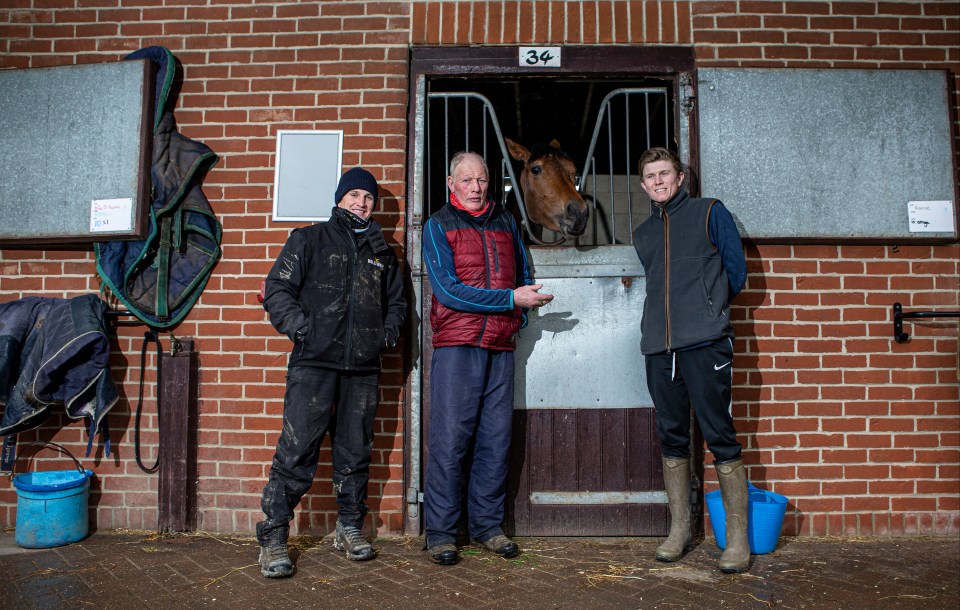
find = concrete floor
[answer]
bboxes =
[1,530,957,609]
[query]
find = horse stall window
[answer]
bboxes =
[407,46,699,538]
[424,78,676,246]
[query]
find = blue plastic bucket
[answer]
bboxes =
[13,468,93,549]
[705,483,788,554]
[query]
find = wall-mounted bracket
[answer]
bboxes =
[892,302,960,343]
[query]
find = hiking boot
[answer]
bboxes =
[427,543,459,565]
[259,544,294,578]
[656,456,696,562]
[475,534,520,559]
[334,521,377,561]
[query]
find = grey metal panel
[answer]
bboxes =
[514,265,652,410]
[527,244,642,278]
[531,491,667,505]
[697,68,958,241]
[0,60,151,244]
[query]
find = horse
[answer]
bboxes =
[504,138,589,244]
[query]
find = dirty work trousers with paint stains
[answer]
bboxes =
[257,365,380,546]
[424,346,514,548]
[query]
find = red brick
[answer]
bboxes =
[740,1,785,14]
[902,17,947,30]
[549,0,565,43]
[660,0,675,43]
[676,0,692,42]
[643,0,657,42]
[787,31,831,44]
[691,1,738,15]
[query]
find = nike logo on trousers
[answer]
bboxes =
[714,362,731,370]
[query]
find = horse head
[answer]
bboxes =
[505,138,589,240]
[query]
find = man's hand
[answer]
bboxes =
[514,283,554,309]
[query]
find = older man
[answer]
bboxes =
[422,151,552,565]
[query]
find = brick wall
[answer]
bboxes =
[688,0,960,537]
[0,1,957,538]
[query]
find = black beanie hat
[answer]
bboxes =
[334,167,379,205]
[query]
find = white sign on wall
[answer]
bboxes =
[272,130,344,222]
[90,198,134,233]
[908,200,955,233]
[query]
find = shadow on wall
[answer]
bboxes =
[725,240,806,536]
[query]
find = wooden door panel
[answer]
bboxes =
[506,408,668,536]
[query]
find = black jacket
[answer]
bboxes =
[0,294,118,441]
[263,211,406,372]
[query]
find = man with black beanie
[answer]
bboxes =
[256,166,406,577]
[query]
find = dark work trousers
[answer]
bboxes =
[256,365,380,546]
[645,337,742,463]
[424,346,515,548]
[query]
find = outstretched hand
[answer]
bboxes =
[514,283,554,309]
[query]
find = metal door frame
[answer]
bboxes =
[404,46,698,535]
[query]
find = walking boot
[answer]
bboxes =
[334,521,377,561]
[259,543,294,578]
[473,534,520,559]
[656,456,695,562]
[715,458,751,573]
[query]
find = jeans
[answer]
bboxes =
[256,366,380,546]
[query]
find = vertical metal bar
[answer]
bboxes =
[483,103,489,162]
[406,76,427,533]
[625,93,634,239]
[463,98,470,150]
[443,98,450,198]
[663,91,669,148]
[606,99,615,243]
[424,93,431,221]
[644,93,651,150]
[590,171,598,243]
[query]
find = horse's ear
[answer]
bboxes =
[549,138,561,149]
[505,138,529,162]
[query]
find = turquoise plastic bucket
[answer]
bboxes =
[13,467,93,549]
[705,483,788,554]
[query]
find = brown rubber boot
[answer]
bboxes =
[715,458,751,573]
[656,457,695,562]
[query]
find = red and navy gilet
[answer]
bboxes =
[423,202,531,351]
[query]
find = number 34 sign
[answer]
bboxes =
[519,47,561,68]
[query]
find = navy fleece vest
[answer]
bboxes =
[633,190,732,355]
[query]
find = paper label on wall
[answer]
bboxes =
[90,198,133,232]
[907,200,955,232]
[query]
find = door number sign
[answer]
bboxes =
[519,47,561,68]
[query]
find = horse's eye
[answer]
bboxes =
[531,165,542,175]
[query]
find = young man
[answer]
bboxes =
[632,147,751,573]
[257,167,406,578]
[422,151,552,565]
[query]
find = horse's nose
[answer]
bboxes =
[566,200,589,234]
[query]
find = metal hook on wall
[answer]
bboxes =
[892,302,960,343]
